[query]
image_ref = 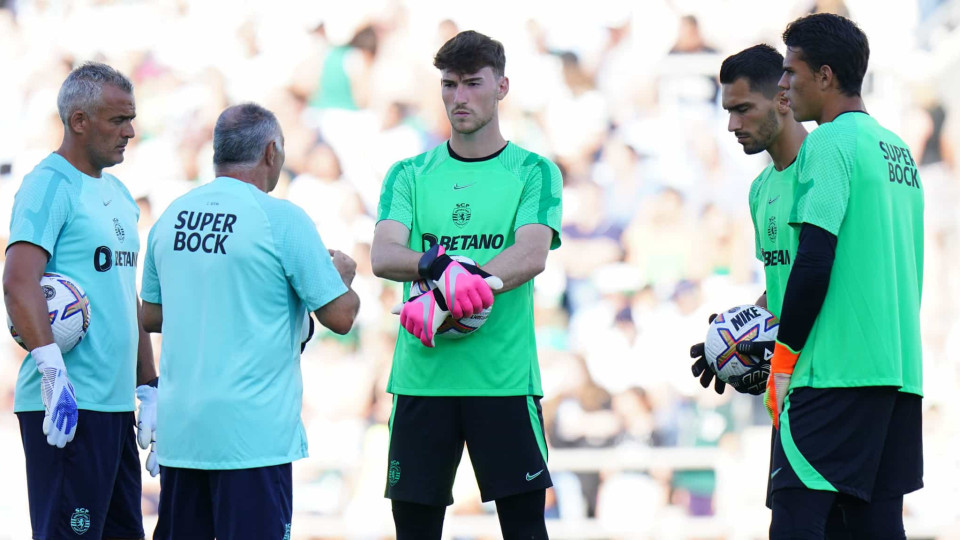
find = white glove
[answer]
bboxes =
[145,441,159,477]
[136,382,159,477]
[33,343,78,448]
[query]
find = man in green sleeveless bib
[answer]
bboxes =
[372,31,562,540]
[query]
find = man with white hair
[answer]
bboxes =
[141,102,360,539]
[3,62,157,540]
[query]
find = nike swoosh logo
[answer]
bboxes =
[771,467,783,479]
[103,200,112,206]
[767,196,779,205]
[453,183,475,190]
[526,469,544,481]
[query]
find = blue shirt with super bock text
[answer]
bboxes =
[141,176,348,469]
[9,153,141,412]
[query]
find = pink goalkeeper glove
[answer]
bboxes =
[391,288,449,348]
[417,245,502,319]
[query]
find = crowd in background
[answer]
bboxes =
[1,0,959,537]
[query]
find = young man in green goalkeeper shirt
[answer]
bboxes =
[765,14,924,538]
[371,31,562,540]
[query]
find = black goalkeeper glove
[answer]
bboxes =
[735,340,775,362]
[690,313,725,394]
[731,341,774,396]
[300,312,316,353]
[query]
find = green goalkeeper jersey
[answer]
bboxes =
[748,162,800,319]
[377,142,563,396]
[790,112,923,395]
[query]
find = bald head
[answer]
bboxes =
[213,103,281,169]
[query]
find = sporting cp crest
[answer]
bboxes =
[452,203,471,228]
[767,216,777,242]
[113,218,125,243]
[388,460,402,486]
[70,507,91,535]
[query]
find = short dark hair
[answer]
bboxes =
[782,13,869,96]
[719,44,784,98]
[433,30,506,77]
[213,103,280,167]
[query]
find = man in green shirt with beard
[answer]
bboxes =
[690,44,807,395]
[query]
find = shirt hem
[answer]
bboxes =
[14,402,135,413]
[157,452,307,470]
[5,237,51,257]
[792,377,918,395]
[386,386,543,397]
[307,284,350,313]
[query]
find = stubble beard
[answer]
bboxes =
[744,108,780,155]
[450,109,494,136]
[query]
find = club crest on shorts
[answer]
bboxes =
[113,218,125,243]
[70,507,91,535]
[388,459,402,486]
[282,523,291,540]
[452,203,471,228]
[767,216,778,242]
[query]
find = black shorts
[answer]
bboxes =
[154,463,292,540]
[770,386,923,502]
[385,395,552,506]
[17,410,144,540]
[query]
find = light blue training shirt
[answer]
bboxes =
[141,176,347,469]
[9,152,141,413]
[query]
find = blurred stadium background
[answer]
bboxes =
[2,0,960,538]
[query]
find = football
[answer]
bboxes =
[8,272,92,353]
[410,255,491,339]
[704,304,777,393]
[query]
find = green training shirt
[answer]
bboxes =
[789,112,923,395]
[377,142,563,396]
[748,161,800,319]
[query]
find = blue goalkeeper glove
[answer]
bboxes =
[391,288,449,348]
[418,244,502,319]
[136,379,159,477]
[33,343,78,448]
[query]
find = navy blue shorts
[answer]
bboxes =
[385,395,552,506]
[17,410,144,540]
[770,386,923,502]
[154,463,292,540]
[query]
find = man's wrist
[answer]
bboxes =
[32,343,65,372]
[136,380,158,402]
[772,341,801,374]
[418,244,445,280]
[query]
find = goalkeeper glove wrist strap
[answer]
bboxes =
[418,244,453,281]
[32,343,65,372]
[772,341,800,375]
[427,288,449,311]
